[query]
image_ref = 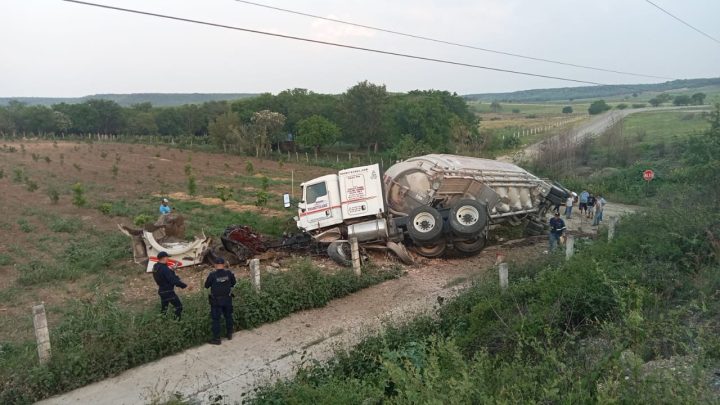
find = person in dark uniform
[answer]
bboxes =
[152,251,187,319]
[548,212,566,252]
[205,257,237,345]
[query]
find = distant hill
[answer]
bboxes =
[463,77,720,103]
[0,93,257,107]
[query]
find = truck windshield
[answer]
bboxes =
[305,182,327,204]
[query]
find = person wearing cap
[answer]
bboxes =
[548,211,566,252]
[159,198,171,215]
[204,257,237,345]
[152,251,188,319]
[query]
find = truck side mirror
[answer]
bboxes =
[283,193,291,209]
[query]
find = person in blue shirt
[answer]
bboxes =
[159,198,171,215]
[579,190,589,216]
[548,212,566,252]
[152,251,187,319]
[205,257,237,345]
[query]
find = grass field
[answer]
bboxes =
[621,110,711,144]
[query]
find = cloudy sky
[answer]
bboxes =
[2,0,719,97]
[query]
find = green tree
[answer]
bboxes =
[155,108,184,136]
[341,81,389,152]
[490,101,502,113]
[209,112,246,153]
[53,111,72,134]
[562,106,573,114]
[648,97,662,107]
[588,100,611,115]
[251,110,286,157]
[296,115,340,154]
[125,111,158,135]
[691,92,706,105]
[86,99,124,134]
[673,95,692,106]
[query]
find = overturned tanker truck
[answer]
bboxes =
[297,154,569,265]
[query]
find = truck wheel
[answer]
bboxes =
[449,199,487,238]
[407,206,443,243]
[413,240,446,258]
[525,220,546,236]
[454,237,486,254]
[327,241,352,267]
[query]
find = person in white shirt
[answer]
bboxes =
[564,195,574,219]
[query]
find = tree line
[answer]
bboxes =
[0,81,479,158]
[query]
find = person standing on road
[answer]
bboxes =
[548,212,566,252]
[592,195,606,226]
[579,190,589,216]
[159,198,171,215]
[152,251,187,319]
[564,194,574,219]
[205,257,237,345]
[586,193,596,219]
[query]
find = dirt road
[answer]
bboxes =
[500,106,710,163]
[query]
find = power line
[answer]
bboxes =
[233,0,675,81]
[61,0,608,86]
[644,0,720,46]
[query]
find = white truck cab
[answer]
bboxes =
[297,164,384,232]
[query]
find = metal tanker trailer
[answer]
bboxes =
[295,154,568,265]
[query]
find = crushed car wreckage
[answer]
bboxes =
[119,213,322,271]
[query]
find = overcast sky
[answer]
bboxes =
[2,0,719,97]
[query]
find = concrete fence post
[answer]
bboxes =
[498,263,509,290]
[249,259,261,291]
[565,234,575,260]
[350,238,361,276]
[608,217,618,241]
[33,303,51,364]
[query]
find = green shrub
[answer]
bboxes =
[98,203,112,215]
[47,187,60,204]
[187,174,197,196]
[111,164,118,178]
[0,253,13,266]
[12,168,24,183]
[133,214,154,226]
[0,168,4,179]
[44,156,51,164]
[100,150,108,159]
[16,218,34,233]
[31,153,40,162]
[72,163,82,172]
[49,217,82,233]
[245,161,254,174]
[71,183,86,207]
[24,178,38,192]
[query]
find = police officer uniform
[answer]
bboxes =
[152,251,187,319]
[204,257,237,344]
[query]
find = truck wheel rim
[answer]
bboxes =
[456,206,479,226]
[413,212,436,233]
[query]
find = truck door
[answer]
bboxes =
[299,180,342,230]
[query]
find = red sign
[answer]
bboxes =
[643,169,654,182]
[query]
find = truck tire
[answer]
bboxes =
[448,199,487,238]
[327,241,352,267]
[413,240,446,258]
[525,220,546,236]
[454,236,486,254]
[407,206,443,243]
